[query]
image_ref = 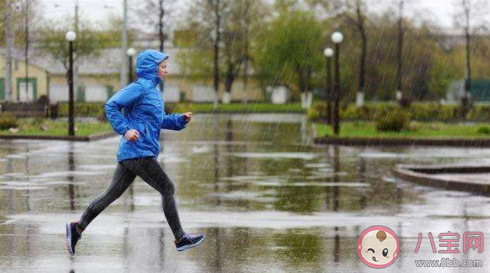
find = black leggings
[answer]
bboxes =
[78,157,185,239]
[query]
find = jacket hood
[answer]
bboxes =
[135,49,169,85]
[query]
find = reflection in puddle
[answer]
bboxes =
[228,152,320,160]
[253,182,369,187]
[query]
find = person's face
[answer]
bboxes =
[158,60,168,81]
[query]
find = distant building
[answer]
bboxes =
[0,49,49,101]
[0,47,119,103]
[0,45,264,103]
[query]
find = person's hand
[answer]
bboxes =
[124,129,139,141]
[183,112,193,123]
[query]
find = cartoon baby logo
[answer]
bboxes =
[357,226,400,269]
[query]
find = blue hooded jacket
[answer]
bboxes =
[105,49,187,162]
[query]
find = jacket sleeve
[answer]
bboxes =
[105,83,145,135]
[161,114,187,131]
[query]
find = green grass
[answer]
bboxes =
[315,122,490,139]
[0,119,112,136]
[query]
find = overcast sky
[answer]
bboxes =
[39,0,191,28]
[38,0,490,30]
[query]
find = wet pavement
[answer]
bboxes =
[1,114,490,272]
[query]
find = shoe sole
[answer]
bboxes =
[176,235,206,252]
[66,223,74,255]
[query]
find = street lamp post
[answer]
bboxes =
[66,31,76,136]
[331,31,344,136]
[323,47,334,126]
[127,48,136,84]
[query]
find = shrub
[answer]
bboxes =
[32,117,45,125]
[0,113,19,130]
[307,102,326,120]
[96,108,107,122]
[437,105,459,121]
[409,103,442,121]
[408,121,420,131]
[58,102,105,117]
[373,104,398,120]
[468,105,490,122]
[308,102,472,122]
[341,104,364,120]
[477,126,490,135]
[306,106,321,120]
[375,109,410,132]
[354,105,372,119]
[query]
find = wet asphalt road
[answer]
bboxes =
[0,114,489,272]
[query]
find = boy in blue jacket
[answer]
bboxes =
[66,50,205,254]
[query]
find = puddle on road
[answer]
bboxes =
[1,114,490,272]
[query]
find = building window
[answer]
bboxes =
[17,78,37,102]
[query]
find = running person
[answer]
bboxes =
[66,50,205,254]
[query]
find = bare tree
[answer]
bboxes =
[24,0,29,89]
[226,0,266,105]
[158,0,165,52]
[134,0,178,94]
[176,0,266,106]
[333,0,367,106]
[37,18,101,70]
[345,0,367,107]
[454,0,488,115]
[4,0,14,101]
[121,0,128,86]
[0,0,40,101]
[396,0,405,106]
[16,0,40,101]
[212,0,221,109]
[241,0,251,105]
[135,0,179,51]
[223,0,256,104]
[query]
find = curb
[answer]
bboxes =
[392,164,490,195]
[314,137,490,147]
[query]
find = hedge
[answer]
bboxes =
[307,102,490,122]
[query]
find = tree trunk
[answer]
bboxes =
[121,0,128,87]
[159,0,165,52]
[356,1,366,107]
[5,0,14,101]
[158,0,165,92]
[225,63,236,93]
[295,63,307,94]
[396,0,404,104]
[462,0,472,117]
[357,30,367,107]
[242,0,250,105]
[213,0,221,110]
[25,0,29,97]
